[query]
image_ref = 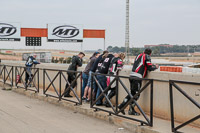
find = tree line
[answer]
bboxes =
[107,44,200,56]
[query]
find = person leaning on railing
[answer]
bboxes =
[81,51,100,102]
[95,53,114,106]
[64,52,85,97]
[25,55,40,88]
[118,48,159,115]
[103,53,126,107]
[89,50,109,101]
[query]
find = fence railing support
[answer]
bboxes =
[0,65,14,86]
[90,73,154,126]
[169,80,200,132]
[43,69,82,105]
[15,66,39,93]
[1,64,199,131]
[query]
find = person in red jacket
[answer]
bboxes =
[118,48,159,115]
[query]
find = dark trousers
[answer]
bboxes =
[92,79,98,101]
[119,77,142,109]
[65,73,77,95]
[125,77,142,102]
[25,67,32,84]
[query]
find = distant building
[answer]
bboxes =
[22,52,52,63]
[144,44,173,48]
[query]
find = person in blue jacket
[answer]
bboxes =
[25,55,40,87]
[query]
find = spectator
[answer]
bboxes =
[118,48,159,115]
[25,55,40,88]
[90,50,109,101]
[95,53,114,106]
[104,53,125,107]
[82,52,100,100]
[64,52,85,97]
[90,50,109,73]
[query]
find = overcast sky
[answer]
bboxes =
[0,0,200,51]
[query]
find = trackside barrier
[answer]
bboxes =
[0,65,14,86]
[160,66,182,73]
[169,80,200,132]
[1,64,200,131]
[15,66,39,93]
[91,73,154,126]
[43,69,82,105]
[0,65,3,81]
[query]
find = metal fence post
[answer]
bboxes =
[37,68,39,93]
[3,65,5,84]
[115,73,119,113]
[90,73,94,108]
[43,69,45,94]
[11,66,13,87]
[15,67,17,86]
[169,81,175,132]
[150,79,154,127]
[80,72,82,105]
[24,67,27,91]
[59,70,62,101]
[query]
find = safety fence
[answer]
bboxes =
[91,73,153,126]
[15,66,39,92]
[169,80,200,133]
[0,65,82,105]
[0,65,14,86]
[43,69,82,105]
[0,64,199,131]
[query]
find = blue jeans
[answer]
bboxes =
[96,74,107,105]
[86,71,93,87]
[87,71,97,94]
[82,73,89,97]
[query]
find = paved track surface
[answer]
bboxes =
[0,89,131,133]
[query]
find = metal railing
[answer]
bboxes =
[169,80,200,132]
[43,69,82,105]
[91,73,154,126]
[0,65,14,86]
[0,65,3,81]
[15,66,39,92]
[1,64,199,131]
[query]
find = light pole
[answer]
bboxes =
[125,0,130,64]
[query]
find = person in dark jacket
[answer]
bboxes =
[95,53,114,106]
[118,48,159,115]
[81,52,100,99]
[64,52,85,97]
[90,50,109,73]
[25,55,40,88]
[90,50,109,101]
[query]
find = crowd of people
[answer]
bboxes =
[62,48,159,115]
[25,48,158,116]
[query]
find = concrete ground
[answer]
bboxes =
[0,88,130,133]
[0,86,199,133]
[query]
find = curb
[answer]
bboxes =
[8,86,160,133]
